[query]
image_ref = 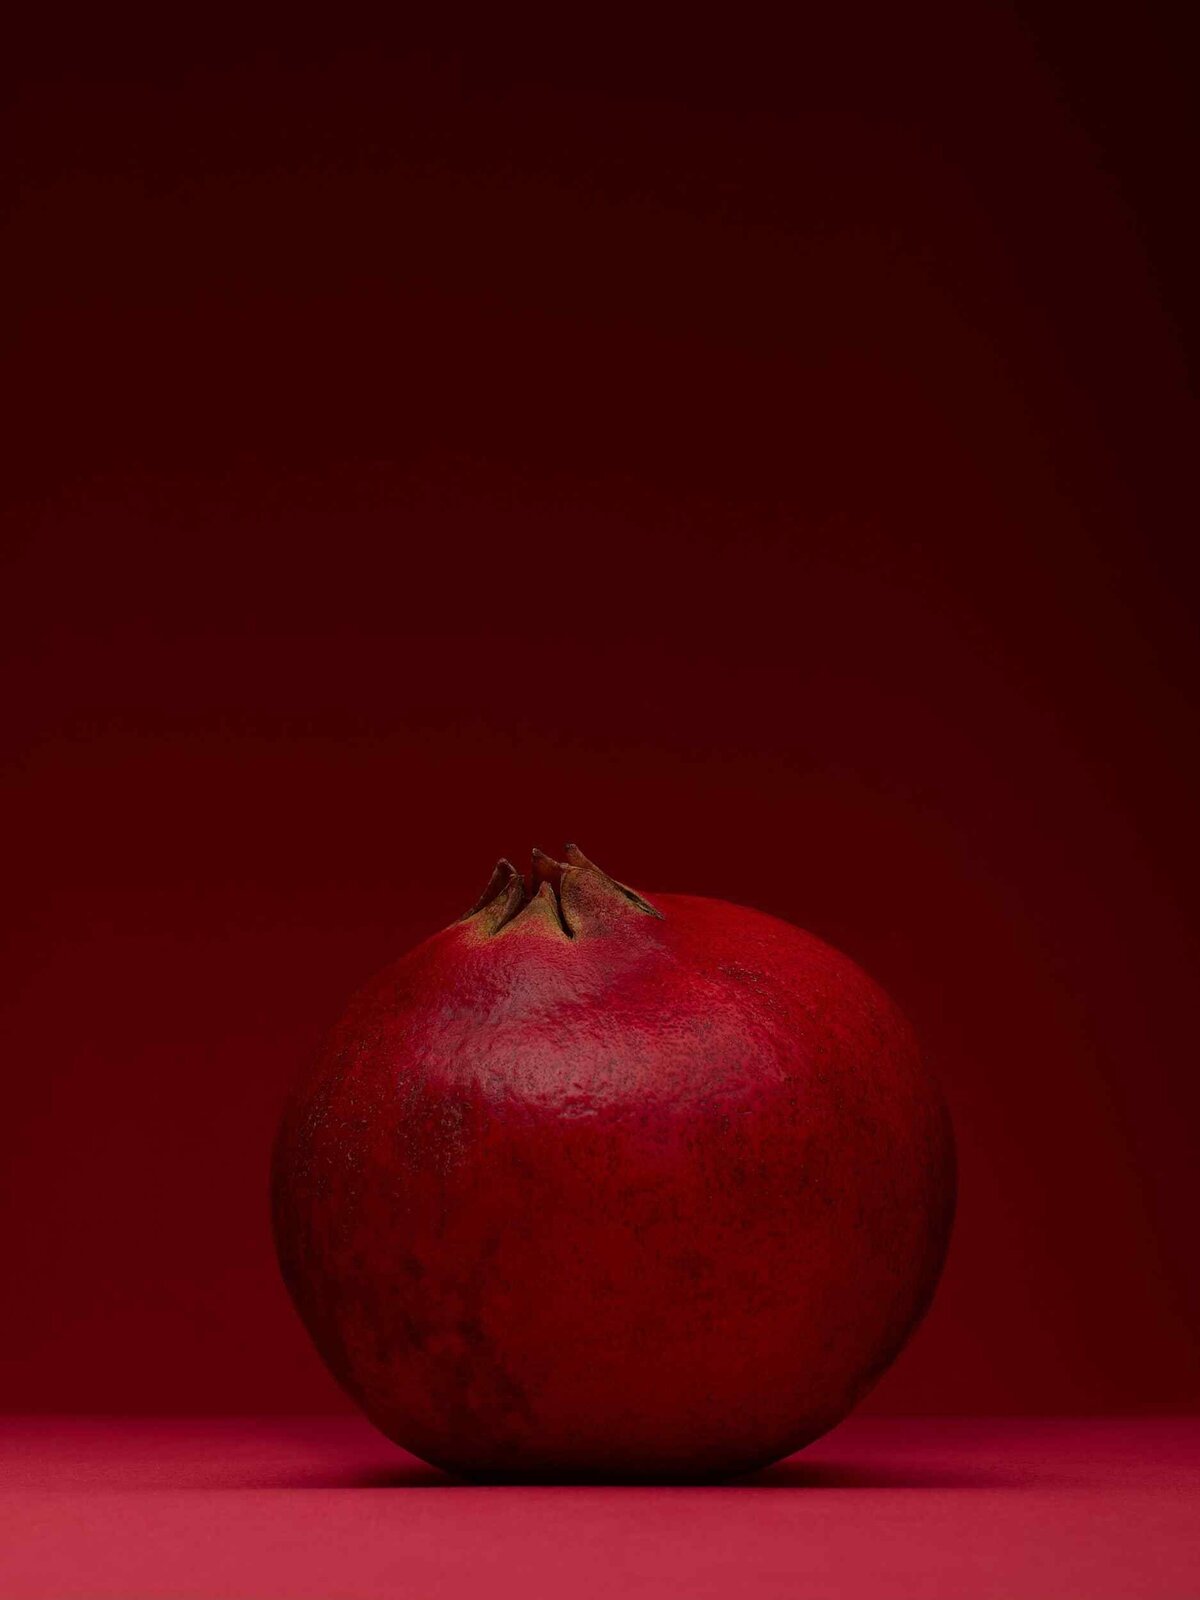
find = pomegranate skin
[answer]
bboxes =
[272,850,955,1481]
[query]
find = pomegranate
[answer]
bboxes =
[272,846,955,1480]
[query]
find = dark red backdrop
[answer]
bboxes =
[4,5,1197,1416]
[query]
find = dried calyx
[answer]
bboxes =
[461,845,663,938]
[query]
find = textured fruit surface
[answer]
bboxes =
[271,848,955,1480]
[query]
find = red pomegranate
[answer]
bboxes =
[272,846,955,1480]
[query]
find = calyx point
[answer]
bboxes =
[459,846,663,938]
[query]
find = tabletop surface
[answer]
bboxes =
[3,1414,1198,1598]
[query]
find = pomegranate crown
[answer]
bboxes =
[460,844,663,939]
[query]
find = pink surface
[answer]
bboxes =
[2,1417,1197,1597]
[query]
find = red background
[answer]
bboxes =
[4,4,1197,1420]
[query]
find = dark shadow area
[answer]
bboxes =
[257,1462,457,1489]
[291,1457,1027,1491]
[735,1458,1029,1490]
